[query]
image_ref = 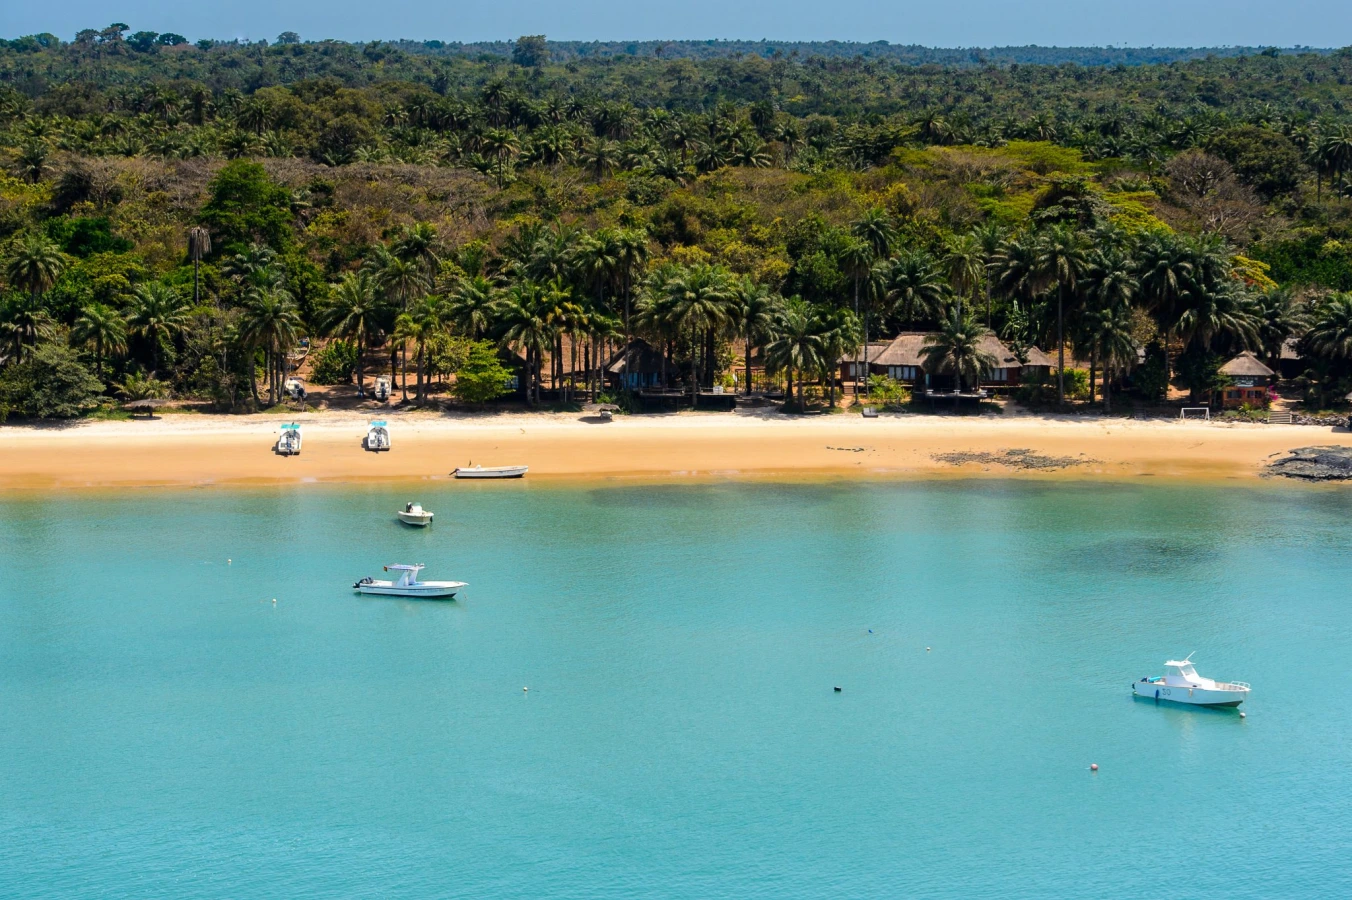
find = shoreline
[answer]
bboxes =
[3,409,1350,493]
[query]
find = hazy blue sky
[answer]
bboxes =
[2,1,1349,47]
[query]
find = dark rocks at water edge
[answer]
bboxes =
[932,448,1096,471]
[1266,446,1352,480]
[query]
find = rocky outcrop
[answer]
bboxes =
[1266,446,1352,480]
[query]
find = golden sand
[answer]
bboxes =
[2,409,1347,492]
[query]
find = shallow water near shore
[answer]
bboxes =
[2,479,1351,898]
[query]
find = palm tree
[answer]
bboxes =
[72,302,127,378]
[187,226,211,306]
[665,265,734,403]
[921,307,997,393]
[0,295,56,363]
[577,229,621,394]
[1080,246,1137,403]
[372,254,428,399]
[886,250,947,326]
[851,208,896,260]
[580,138,619,180]
[393,296,447,402]
[1033,224,1089,405]
[5,233,66,302]
[392,223,440,277]
[942,232,985,319]
[764,297,825,411]
[1083,300,1137,412]
[1306,293,1352,363]
[14,140,50,184]
[614,228,650,374]
[837,236,873,393]
[1133,231,1196,393]
[498,281,555,405]
[323,270,380,398]
[730,280,783,396]
[816,305,862,407]
[479,128,520,186]
[126,283,190,373]
[446,275,502,339]
[1174,281,1261,356]
[1253,287,1310,372]
[972,221,1008,327]
[238,287,302,404]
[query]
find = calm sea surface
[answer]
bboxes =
[2,479,1351,898]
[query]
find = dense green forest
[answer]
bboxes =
[3,26,1352,418]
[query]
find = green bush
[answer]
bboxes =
[865,375,910,407]
[0,342,103,420]
[310,340,356,384]
[1063,368,1090,400]
[450,341,512,404]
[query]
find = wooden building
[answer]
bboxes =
[605,339,669,391]
[842,332,1053,391]
[1217,352,1274,408]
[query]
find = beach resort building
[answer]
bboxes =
[839,332,1056,392]
[1217,351,1275,409]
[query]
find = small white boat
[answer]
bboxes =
[276,423,302,456]
[397,502,434,526]
[365,421,390,452]
[353,564,465,599]
[453,464,528,479]
[1134,655,1250,707]
[373,376,391,402]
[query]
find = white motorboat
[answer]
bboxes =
[366,420,391,451]
[397,502,434,526]
[373,376,391,402]
[353,564,465,599]
[453,464,528,479]
[276,423,302,456]
[1133,655,1250,707]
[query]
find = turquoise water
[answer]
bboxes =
[2,479,1351,898]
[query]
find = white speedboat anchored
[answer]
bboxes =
[397,502,434,526]
[453,464,528,479]
[1134,655,1250,707]
[276,423,302,456]
[366,421,391,451]
[353,564,465,599]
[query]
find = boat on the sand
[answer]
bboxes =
[365,421,390,452]
[275,423,302,456]
[453,464,528,479]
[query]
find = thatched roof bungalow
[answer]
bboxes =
[1217,351,1274,408]
[847,332,1053,390]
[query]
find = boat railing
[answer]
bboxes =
[1215,681,1250,691]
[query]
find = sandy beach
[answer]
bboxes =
[2,408,1349,492]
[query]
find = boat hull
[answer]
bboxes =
[1133,682,1247,707]
[397,511,433,526]
[454,466,527,479]
[356,581,464,599]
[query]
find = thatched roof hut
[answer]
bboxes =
[1220,351,1275,378]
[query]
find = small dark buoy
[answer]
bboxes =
[868,629,873,634]
[833,686,842,692]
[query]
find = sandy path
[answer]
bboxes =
[2,409,1348,492]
